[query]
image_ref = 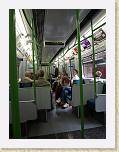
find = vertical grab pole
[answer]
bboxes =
[32,19,36,100]
[91,19,97,98]
[9,9,21,138]
[76,9,84,138]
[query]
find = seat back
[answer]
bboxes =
[95,94,106,112]
[83,83,94,104]
[19,101,37,122]
[95,83,106,112]
[71,83,94,107]
[36,87,51,110]
[10,87,36,124]
[96,82,104,94]
[18,87,34,101]
[9,100,37,123]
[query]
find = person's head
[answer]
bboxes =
[73,69,78,76]
[37,69,44,78]
[96,71,102,78]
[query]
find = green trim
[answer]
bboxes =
[91,19,97,98]
[76,10,84,139]
[9,9,21,138]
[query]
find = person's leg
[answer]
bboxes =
[60,87,66,103]
[64,87,72,101]
[55,85,62,100]
[61,87,72,108]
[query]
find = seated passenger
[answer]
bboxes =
[19,71,33,88]
[55,74,62,102]
[56,72,71,108]
[95,71,104,82]
[23,71,33,83]
[35,69,50,87]
[61,69,80,108]
[71,69,80,85]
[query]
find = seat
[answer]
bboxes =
[9,87,37,124]
[36,87,51,121]
[87,82,106,112]
[9,101,37,123]
[18,87,34,101]
[71,83,94,107]
[95,94,106,112]
[36,87,51,110]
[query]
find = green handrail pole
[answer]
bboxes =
[32,19,36,100]
[9,9,21,138]
[76,10,84,139]
[91,19,97,98]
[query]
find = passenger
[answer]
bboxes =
[55,72,66,103]
[60,72,71,108]
[96,70,102,78]
[71,69,80,85]
[60,69,80,108]
[35,69,50,87]
[52,71,61,92]
[55,74,62,102]
[19,71,33,88]
[95,70,104,83]
[55,71,70,107]
[22,71,33,83]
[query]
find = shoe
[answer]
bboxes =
[62,103,69,108]
[56,98,61,103]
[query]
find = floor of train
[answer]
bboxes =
[27,107,106,139]
[12,106,106,139]
[9,94,106,139]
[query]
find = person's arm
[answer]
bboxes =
[24,77,34,82]
[71,77,74,85]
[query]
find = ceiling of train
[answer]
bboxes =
[34,9,91,63]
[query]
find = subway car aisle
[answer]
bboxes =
[27,97,104,138]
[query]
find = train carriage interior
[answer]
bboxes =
[9,9,106,139]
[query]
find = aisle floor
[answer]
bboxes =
[28,106,104,138]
